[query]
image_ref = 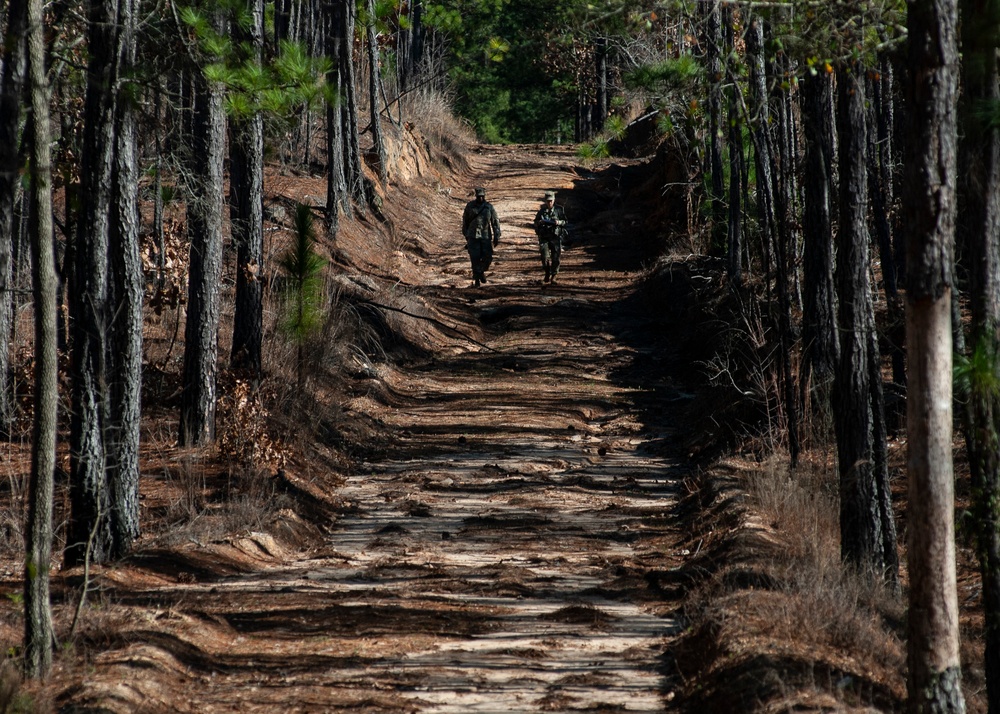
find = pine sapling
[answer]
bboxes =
[279,204,327,387]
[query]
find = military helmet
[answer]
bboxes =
[474,187,486,197]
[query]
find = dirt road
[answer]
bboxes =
[55,146,690,712]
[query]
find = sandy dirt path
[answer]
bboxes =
[54,146,689,713]
[323,145,689,712]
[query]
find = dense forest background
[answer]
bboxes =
[2,0,997,710]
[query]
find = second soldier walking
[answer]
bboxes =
[533,190,568,283]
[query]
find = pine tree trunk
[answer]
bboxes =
[594,36,608,134]
[0,0,26,440]
[867,72,906,387]
[179,64,225,446]
[747,16,799,463]
[326,0,349,232]
[705,1,725,237]
[957,0,1000,709]
[106,0,141,559]
[67,0,121,567]
[833,63,889,574]
[365,0,386,184]
[23,0,57,675]
[230,0,265,377]
[722,7,741,286]
[340,0,366,206]
[153,85,165,289]
[904,0,965,708]
[399,0,424,91]
[800,70,838,415]
[747,17,772,283]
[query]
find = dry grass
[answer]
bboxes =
[674,452,907,712]
[400,87,476,158]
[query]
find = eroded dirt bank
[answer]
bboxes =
[8,143,698,713]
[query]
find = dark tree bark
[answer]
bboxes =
[152,84,166,289]
[179,65,226,446]
[23,0,57,676]
[833,63,896,578]
[800,70,838,412]
[230,0,265,377]
[957,0,1000,710]
[67,0,121,567]
[325,0,349,232]
[398,0,424,92]
[724,7,742,288]
[340,0,366,206]
[770,45,799,287]
[747,18,773,283]
[106,0,141,559]
[594,36,608,134]
[746,16,799,464]
[274,0,291,48]
[365,0,387,184]
[704,0,725,238]
[904,0,965,709]
[867,70,906,387]
[0,0,27,439]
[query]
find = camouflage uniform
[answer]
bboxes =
[462,187,501,286]
[533,190,568,282]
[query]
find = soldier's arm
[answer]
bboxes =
[491,206,501,238]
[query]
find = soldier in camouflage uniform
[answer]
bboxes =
[533,190,568,283]
[462,186,501,287]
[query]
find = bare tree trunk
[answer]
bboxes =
[106,0,141,559]
[365,0,386,184]
[340,0,366,206]
[67,0,121,567]
[179,63,225,446]
[800,70,838,417]
[398,0,424,92]
[722,6,741,286]
[957,0,1000,709]
[152,84,165,289]
[594,36,608,134]
[747,15,799,464]
[833,63,893,576]
[904,0,965,709]
[0,0,27,440]
[704,0,725,240]
[325,0,349,232]
[23,0,57,676]
[230,0,265,377]
[867,72,905,387]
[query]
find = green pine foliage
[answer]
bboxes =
[955,333,1000,404]
[576,139,609,162]
[624,55,702,93]
[279,204,327,347]
[180,6,333,123]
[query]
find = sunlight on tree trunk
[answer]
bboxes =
[23,0,57,675]
[904,0,965,709]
